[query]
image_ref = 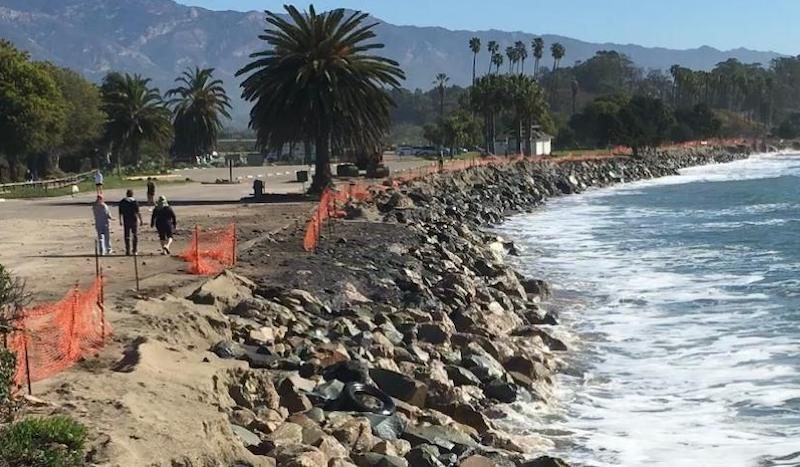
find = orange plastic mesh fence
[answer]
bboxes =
[6,278,108,387]
[181,223,237,275]
[302,139,752,251]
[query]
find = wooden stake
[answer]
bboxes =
[23,334,32,395]
[133,252,140,292]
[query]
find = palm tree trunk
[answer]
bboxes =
[472,54,477,85]
[524,118,532,156]
[439,86,445,119]
[310,129,332,194]
[515,117,522,154]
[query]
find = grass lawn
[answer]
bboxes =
[0,175,189,199]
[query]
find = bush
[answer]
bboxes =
[0,348,15,408]
[0,416,87,467]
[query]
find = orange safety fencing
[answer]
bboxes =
[5,278,108,389]
[182,223,237,275]
[302,139,755,251]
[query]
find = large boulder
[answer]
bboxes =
[369,368,428,408]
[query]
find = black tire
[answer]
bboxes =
[339,382,396,416]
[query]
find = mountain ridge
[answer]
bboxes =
[0,0,784,127]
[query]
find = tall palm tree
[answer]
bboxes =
[101,72,172,173]
[469,37,481,85]
[506,46,516,74]
[487,40,500,73]
[551,42,566,71]
[532,37,544,77]
[515,41,528,75]
[237,5,404,193]
[491,53,504,74]
[434,73,450,119]
[570,79,579,114]
[166,67,231,160]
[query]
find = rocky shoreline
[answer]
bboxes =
[196,146,751,467]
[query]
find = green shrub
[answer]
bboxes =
[0,348,15,407]
[0,416,87,467]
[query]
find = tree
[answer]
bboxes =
[442,111,482,154]
[506,46,517,74]
[0,41,66,181]
[41,65,106,176]
[487,40,500,74]
[237,5,404,193]
[166,67,232,161]
[617,95,674,155]
[469,37,481,85]
[492,53,504,74]
[471,75,508,153]
[551,43,566,71]
[674,103,721,140]
[569,94,629,148]
[508,75,549,154]
[101,73,172,172]
[515,41,528,75]
[434,73,450,119]
[532,37,545,77]
[571,79,580,115]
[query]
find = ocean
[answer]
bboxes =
[497,153,800,467]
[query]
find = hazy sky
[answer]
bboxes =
[176,0,800,54]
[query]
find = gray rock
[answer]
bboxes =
[520,456,571,467]
[352,452,410,467]
[404,444,446,467]
[446,366,482,387]
[211,340,245,359]
[231,425,261,448]
[369,368,428,408]
[417,323,450,345]
[365,413,407,440]
[484,379,518,403]
[402,425,478,451]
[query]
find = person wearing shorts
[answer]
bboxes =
[94,169,104,195]
[151,195,176,255]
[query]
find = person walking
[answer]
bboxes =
[151,195,177,255]
[146,177,156,206]
[94,169,104,195]
[92,195,114,255]
[119,189,143,256]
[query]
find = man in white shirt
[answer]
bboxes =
[92,195,113,255]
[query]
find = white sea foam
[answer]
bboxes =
[497,153,800,467]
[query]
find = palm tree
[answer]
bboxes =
[434,73,450,119]
[471,75,509,154]
[515,41,528,74]
[532,37,544,76]
[101,72,172,174]
[491,53,504,74]
[469,37,481,84]
[166,67,231,161]
[551,42,566,71]
[506,46,517,74]
[237,5,404,193]
[487,40,500,73]
[570,79,579,114]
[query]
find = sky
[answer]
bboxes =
[176,0,800,54]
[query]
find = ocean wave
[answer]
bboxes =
[498,153,800,466]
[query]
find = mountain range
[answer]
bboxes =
[0,0,784,128]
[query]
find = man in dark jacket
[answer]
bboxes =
[119,189,143,256]
[151,195,177,255]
